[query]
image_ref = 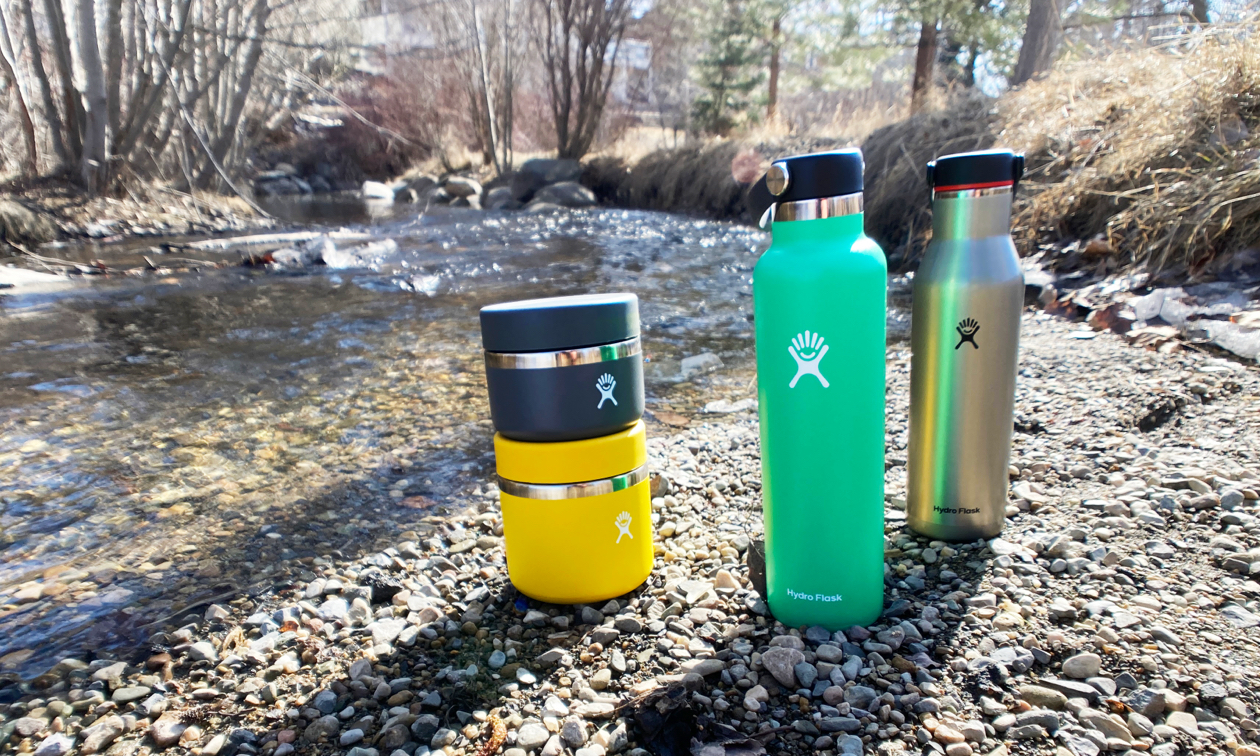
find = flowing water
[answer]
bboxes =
[0,199,911,678]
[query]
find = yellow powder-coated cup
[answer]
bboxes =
[495,421,653,604]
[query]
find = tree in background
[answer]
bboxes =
[631,0,705,139]
[1011,0,1061,84]
[433,0,523,173]
[0,0,337,196]
[532,0,632,159]
[692,0,765,135]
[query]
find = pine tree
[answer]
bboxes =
[692,0,766,136]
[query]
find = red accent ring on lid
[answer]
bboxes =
[932,180,1015,193]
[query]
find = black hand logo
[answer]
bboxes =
[956,318,980,350]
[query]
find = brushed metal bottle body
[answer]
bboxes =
[907,189,1023,541]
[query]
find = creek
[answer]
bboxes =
[0,199,911,677]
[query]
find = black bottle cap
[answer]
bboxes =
[926,149,1025,191]
[480,293,640,353]
[748,149,865,227]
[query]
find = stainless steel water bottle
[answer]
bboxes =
[907,150,1024,541]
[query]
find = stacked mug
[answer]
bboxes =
[480,293,653,604]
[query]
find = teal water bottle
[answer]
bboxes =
[749,150,886,630]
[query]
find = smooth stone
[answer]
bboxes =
[112,686,150,703]
[517,723,551,751]
[79,716,125,754]
[1165,711,1199,735]
[150,714,188,749]
[340,729,365,746]
[33,734,74,756]
[187,642,218,663]
[1062,653,1102,679]
[1020,685,1069,710]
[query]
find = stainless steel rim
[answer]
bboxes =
[933,186,1013,199]
[485,336,641,370]
[498,465,649,500]
[772,192,863,222]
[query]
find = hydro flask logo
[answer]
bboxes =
[596,373,618,408]
[956,318,980,350]
[788,331,829,388]
[614,511,633,543]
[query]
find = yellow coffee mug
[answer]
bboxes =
[495,422,653,604]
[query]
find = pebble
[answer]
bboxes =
[517,723,550,751]
[33,734,74,756]
[1062,652,1102,679]
[760,646,804,687]
[78,715,124,754]
[186,641,218,663]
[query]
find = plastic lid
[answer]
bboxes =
[495,421,646,484]
[927,149,1025,191]
[748,149,865,227]
[480,293,640,353]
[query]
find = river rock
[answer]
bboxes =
[187,641,217,662]
[33,734,74,756]
[1062,652,1101,679]
[362,181,394,200]
[844,685,878,709]
[760,647,805,687]
[150,714,188,749]
[444,177,482,198]
[517,722,550,751]
[303,715,341,742]
[511,159,581,202]
[79,715,124,754]
[485,186,516,210]
[533,182,596,208]
[1020,685,1068,710]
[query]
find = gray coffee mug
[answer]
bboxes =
[480,293,644,442]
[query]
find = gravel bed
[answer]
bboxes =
[2,312,1259,756]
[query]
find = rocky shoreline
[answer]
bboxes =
[2,313,1258,756]
[256,159,599,214]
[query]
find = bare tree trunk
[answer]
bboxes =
[66,0,109,190]
[104,0,123,142]
[500,0,515,171]
[1011,0,1061,86]
[43,0,83,161]
[0,3,38,174]
[910,18,938,114]
[534,0,630,159]
[470,0,500,171]
[196,0,269,187]
[21,0,69,166]
[117,0,192,161]
[766,14,781,122]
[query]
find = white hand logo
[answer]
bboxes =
[614,511,633,543]
[596,373,618,408]
[788,331,830,388]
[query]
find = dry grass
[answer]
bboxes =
[611,141,752,219]
[579,22,1259,281]
[1003,23,1260,279]
[861,90,998,268]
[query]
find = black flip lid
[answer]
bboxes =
[480,293,640,353]
[927,149,1025,191]
[748,149,865,227]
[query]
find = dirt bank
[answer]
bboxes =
[0,179,269,256]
